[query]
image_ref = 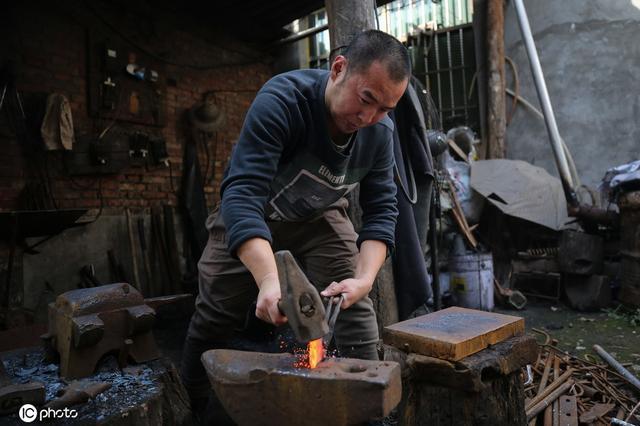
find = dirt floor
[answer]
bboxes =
[495,300,640,371]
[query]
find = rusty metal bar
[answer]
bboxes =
[526,368,574,411]
[526,380,575,421]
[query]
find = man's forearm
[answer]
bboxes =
[236,237,278,289]
[237,237,287,325]
[355,240,388,285]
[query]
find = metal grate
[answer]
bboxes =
[408,24,479,133]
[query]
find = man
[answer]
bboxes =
[181,29,411,420]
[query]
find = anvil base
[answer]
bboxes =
[201,349,401,426]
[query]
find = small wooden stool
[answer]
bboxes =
[383,307,537,426]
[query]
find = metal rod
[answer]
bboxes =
[446,31,455,119]
[526,380,575,421]
[512,0,578,206]
[525,368,574,411]
[275,24,329,46]
[612,419,636,426]
[429,189,441,310]
[593,344,640,394]
[459,27,469,121]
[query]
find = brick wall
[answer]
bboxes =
[0,0,273,213]
[0,1,275,327]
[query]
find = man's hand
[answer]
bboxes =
[321,240,388,309]
[237,238,287,326]
[321,278,372,309]
[255,273,287,325]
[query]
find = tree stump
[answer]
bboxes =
[385,334,537,426]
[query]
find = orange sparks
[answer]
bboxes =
[307,338,324,369]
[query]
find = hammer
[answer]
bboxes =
[275,251,329,343]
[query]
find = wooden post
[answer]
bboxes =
[325,0,376,59]
[324,0,399,330]
[486,0,506,159]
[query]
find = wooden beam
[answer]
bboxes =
[325,0,376,60]
[486,0,506,159]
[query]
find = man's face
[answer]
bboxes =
[326,56,408,135]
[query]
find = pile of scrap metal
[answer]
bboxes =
[486,0,640,312]
[524,329,640,426]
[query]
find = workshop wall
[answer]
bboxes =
[0,1,273,328]
[1,1,271,211]
[503,0,640,191]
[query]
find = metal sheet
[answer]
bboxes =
[557,394,578,426]
[470,159,571,230]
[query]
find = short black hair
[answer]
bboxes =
[343,30,411,82]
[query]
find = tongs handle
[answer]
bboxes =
[323,294,344,345]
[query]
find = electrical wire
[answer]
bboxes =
[505,56,520,126]
[395,159,418,204]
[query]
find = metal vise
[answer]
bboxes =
[42,283,160,379]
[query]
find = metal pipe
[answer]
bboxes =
[512,0,578,207]
[275,24,329,46]
[593,344,640,394]
[611,419,636,426]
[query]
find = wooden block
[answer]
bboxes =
[382,307,525,361]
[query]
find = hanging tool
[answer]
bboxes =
[125,208,141,290]
[151,206,171,295]
[137,216,153,296]
[163,205,183,294]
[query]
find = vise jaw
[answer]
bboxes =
[42,283,160,379]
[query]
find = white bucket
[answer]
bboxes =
[449,252,494,311]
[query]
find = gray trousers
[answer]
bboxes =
[180,199,380,402]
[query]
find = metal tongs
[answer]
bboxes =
[323,294,344,346]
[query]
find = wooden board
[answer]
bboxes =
[382,307,525,361]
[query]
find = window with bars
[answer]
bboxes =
[307,10,330,70]
[409,25,479,132]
